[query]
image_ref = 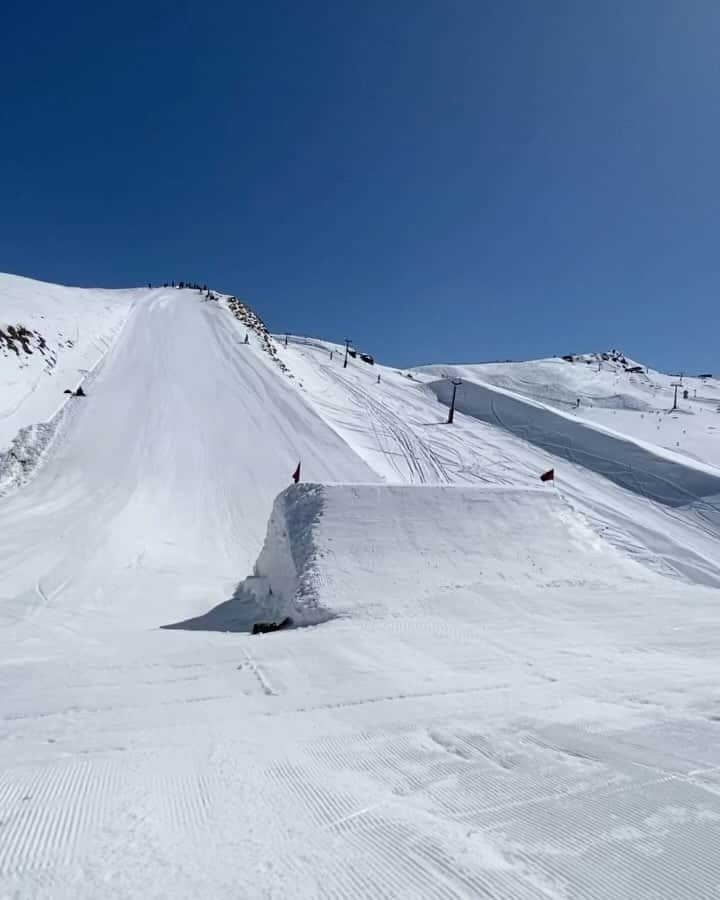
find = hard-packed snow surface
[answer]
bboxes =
[2,277,720,898]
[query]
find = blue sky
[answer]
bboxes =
[1,1,718,370]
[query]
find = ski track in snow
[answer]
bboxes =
[1,281,720,897]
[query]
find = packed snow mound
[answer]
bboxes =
[170,483,657,632]
[429,377,720,511]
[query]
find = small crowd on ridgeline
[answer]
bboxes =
[148,281,208,292]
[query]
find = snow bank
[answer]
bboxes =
[170,482,652,632]
[429,377,720,510]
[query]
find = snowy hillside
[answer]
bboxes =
[0,274,140,439]
[0,274,138,491]
[1,275,720,898]
[420,351,720,467]
[275,336,720,587]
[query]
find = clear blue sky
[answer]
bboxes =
[1,1,718,371]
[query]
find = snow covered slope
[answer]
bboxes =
[5,477,720,897]
[0,287,377,634]
[274,337,720,586]
[0,273,137,486]
[421,353,720,468]
[428,376,720,506]
[2,279,720,898]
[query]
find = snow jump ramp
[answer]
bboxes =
[166,483,652,632]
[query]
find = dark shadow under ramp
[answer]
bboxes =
[162,577,288,633]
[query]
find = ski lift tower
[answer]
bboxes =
[671,380,682,411]
[447,379,462,424]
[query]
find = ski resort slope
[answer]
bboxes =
[0,287,378,636]
[2,280,720,897]
[426,374,720,587]
[4,476,720,897]
[277,337,720,586]
[421,355,720,468]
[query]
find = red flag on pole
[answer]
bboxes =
[292,462,301,484]
[540,468,554,482]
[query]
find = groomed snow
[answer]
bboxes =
[2,279,720,898]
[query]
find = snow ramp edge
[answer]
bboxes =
[165,483,654,632]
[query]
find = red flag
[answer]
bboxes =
[292,462,301,484]
[540,468,554,482]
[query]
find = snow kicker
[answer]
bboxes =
[168,482,656,632]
